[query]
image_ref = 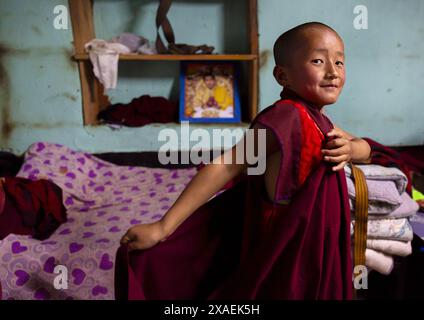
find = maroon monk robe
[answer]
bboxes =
[114,89,353,300]
[97,95,178,127]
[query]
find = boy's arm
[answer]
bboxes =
[160,123,278,237]
[160,151,246,237]
[121,124,279,250]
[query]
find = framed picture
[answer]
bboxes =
[179,62,242,123]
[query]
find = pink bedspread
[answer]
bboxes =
[0,142,196,300]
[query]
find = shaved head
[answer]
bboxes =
[273,22,342,66]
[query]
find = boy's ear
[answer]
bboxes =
[273,65,289,87]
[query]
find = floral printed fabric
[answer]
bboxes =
[351,218,413,242]
[0,142,196,300]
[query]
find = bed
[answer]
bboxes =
[0,142,198,300]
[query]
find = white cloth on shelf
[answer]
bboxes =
[84,39,131,92]
[111,32,143,53]
[110,32,157,55]
[137,40,157,55]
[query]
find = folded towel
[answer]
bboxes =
[347,178,402,214]
[345,164,407,194]
[365,248,394,275]
[366,239,412,257]
[354,192,419,220]
[351,218,413,242]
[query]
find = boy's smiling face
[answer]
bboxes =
[274,27,345,108]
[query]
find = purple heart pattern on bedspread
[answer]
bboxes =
[0,142,197,300]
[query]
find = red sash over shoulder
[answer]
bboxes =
[114,89,353,300]
[251,97,325,202]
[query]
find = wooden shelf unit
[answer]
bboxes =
[73,53,258,61]
[69,0,259,126]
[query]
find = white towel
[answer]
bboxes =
[84,39,130,92]
[365,248,394,275]
[366,239,412,257]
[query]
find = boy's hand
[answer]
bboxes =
[321,128,353,171]
[120,221,168,251]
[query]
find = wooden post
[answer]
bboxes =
[69,0,110,125]
[248,0,259,121]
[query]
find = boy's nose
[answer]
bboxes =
[325,64,339,79]
[326,68,339,79]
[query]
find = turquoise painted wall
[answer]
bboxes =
[0,0,423,155]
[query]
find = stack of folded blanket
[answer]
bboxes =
[345,164,419,275]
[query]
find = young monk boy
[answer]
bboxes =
[116,22,372,300]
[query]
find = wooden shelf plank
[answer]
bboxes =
[94,122,251,128]
[73,53,258,61]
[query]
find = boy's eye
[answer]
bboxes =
[311,59,324,64]
[336,61,344,66]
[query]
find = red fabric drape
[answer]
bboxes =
[0,177,67,241]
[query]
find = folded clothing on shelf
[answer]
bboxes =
[97,95,178,127]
